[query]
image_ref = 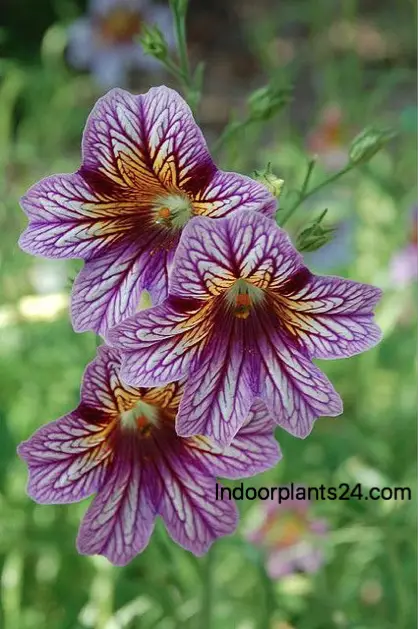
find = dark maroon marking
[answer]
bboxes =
[168,295,206,314]
[279,266,312,296]
[79,166,125,198]
[181,158,218,197]
[77,403,111,425]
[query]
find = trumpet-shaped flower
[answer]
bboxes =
[110,209,382,447]
[18,346,280,566]
[19,87,276,335]
[67,0,174,88]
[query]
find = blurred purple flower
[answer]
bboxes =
[246,491,328,578]
[18,346,280,566]
[389,207,417,287]
[67,0,174,87]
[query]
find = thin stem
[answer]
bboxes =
[212,117,252,155]
[279,163,354,227]
[169,0,198,113]
[200,547,214,629]
[258,558,275,629]
[173,5,190,84]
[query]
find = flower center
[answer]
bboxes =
[153,194,193,229]
[226,278,264,319]
[264,513,308,549]
[98,9,142,45]
[120,400,159,436]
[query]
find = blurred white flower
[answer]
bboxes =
[67,0,174,87]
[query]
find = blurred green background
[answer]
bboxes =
[0,1,416,628]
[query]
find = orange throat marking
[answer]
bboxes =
[98,9,142,45]
[234,293,252,319]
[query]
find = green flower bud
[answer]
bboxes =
[253,164,284,198]
[296,210,336,252]
[139,25,168,61]
[247,82,292,122]
[348,126,396,165]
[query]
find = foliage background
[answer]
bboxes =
[0,1,416,628]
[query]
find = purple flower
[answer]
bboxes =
[110,209,382,447]
[19,87,275,335]
[18,346,280,566]
[246,492,328,578]
[67,0,174,88]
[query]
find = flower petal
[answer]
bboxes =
[188,399,281,478]
[193,169,277,218]
[169,210,302,300]
[80,345,135,412]
[19,172,133,259]
[175,320,254,447]
[256,318,343,437]
[109,298,213,387]
[71,236,175,335]
[17,411,115,504]
[155,450,238,555]
[82,86,216,193]
[77,439,155,566]
[275,274,382,358]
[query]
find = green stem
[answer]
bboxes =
[279,163,353,227]
[169,0,199,113]
[173,5,190,83]
[212,117,252,155]
[258,558,275,629]
[200,547,214,629]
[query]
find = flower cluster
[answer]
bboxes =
[18,86,382,565]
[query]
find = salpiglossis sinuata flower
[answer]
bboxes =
[110,209,382,447]
[18,346,280,565]
[19,87,276,335]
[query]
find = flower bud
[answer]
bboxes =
[254,164,284,198]
[247,82,292,122]
[348,126,396,165]
[296,211,336,252]
[139,25,169,61]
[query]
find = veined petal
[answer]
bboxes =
[77,438,155,566]
[82,86,216,192]
[81,345,137,413]
[193,170,277,218]
[19,172,135,259]
[17,411,115,504]
[256,317,343,437]
[188,399,281,478]
[176,318,254,447]
[155,449,238,555]
[109,298,215,387]
[71,235,175,335]
[170,210,303,300]
[275,275,383,359]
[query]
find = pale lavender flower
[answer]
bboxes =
[67,0,174,87]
